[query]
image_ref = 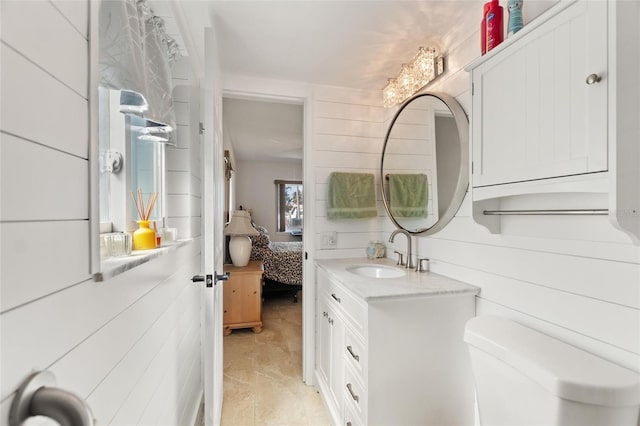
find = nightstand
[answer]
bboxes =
[223,261,264,335]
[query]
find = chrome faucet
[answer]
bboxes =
[389,229,413,269]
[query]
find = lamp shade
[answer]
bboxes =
[224,210,258,236]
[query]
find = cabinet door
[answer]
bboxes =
[472,0,607,187]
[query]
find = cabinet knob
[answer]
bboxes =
[585,73,602,85]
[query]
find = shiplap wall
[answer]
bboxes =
[235,159,302,242]
[167,57,202,240]
[387,7,640,373]
[312,86,396,259]
[0,2,202,425]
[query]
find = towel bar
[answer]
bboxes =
[10,371,95,426]
[483,209,608,216]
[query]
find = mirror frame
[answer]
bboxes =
[380,91,469,235]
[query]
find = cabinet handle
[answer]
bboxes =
[346,383,359,403]
[331,293,341,303]
[585,73,602,85]
[323,311,328,318]
[346,345,360,362]
[328,317,333,325]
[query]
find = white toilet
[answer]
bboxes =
[464,316,640,425]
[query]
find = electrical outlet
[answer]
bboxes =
[320,231,337,249]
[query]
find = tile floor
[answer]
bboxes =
[220,292,332,426]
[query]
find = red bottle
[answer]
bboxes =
[485,0,504,52]
[481,2,491,55]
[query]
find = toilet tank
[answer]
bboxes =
[464,316,640,426]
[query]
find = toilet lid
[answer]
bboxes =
[464,316,640,406]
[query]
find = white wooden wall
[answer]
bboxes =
[168,57,202,240]
[312,85,396,259]
[0,2,202,424]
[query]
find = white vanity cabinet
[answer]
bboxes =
[315,262,478,426]
[470,0,607,188]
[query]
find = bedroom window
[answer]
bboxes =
[276,180,303,233]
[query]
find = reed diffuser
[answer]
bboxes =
[131,188,159,250]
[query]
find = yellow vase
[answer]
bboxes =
[133,220,156,250]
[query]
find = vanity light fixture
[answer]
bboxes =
[382,47,445,107]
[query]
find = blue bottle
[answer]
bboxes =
[507,0,524,36]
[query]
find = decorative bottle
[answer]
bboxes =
[133,220,157,251]
[507,0,524,37]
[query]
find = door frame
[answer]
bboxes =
[221,75,316,385]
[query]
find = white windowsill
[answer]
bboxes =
[94,239,192,282]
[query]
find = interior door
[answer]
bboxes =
[201,27,225,426]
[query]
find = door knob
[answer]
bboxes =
[191,272,229,287]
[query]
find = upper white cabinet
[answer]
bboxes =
[466,0,640,244]
[471,0,607,188]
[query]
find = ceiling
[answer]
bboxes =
[151,1,485,162]
[175,1,482,90]
[223,97,304,162]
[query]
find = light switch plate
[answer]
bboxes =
[320,231,337,249]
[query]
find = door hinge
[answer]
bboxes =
[199,122,205,135]
[472,161,474,174]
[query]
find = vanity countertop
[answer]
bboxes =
[316,258,479,301]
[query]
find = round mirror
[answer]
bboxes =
[381,92,469,235]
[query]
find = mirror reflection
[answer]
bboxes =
[381,92,468,235]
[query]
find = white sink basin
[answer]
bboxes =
[346,264,406,279]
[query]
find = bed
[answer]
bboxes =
[250,226,303,302]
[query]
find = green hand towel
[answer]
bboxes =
[327,172,378,219]
[388,173,428,218]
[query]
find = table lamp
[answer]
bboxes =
[224,210,258,267]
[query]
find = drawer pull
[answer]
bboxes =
[347,345,360,362]
[331,293,341,303]
[346,383,359,403]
